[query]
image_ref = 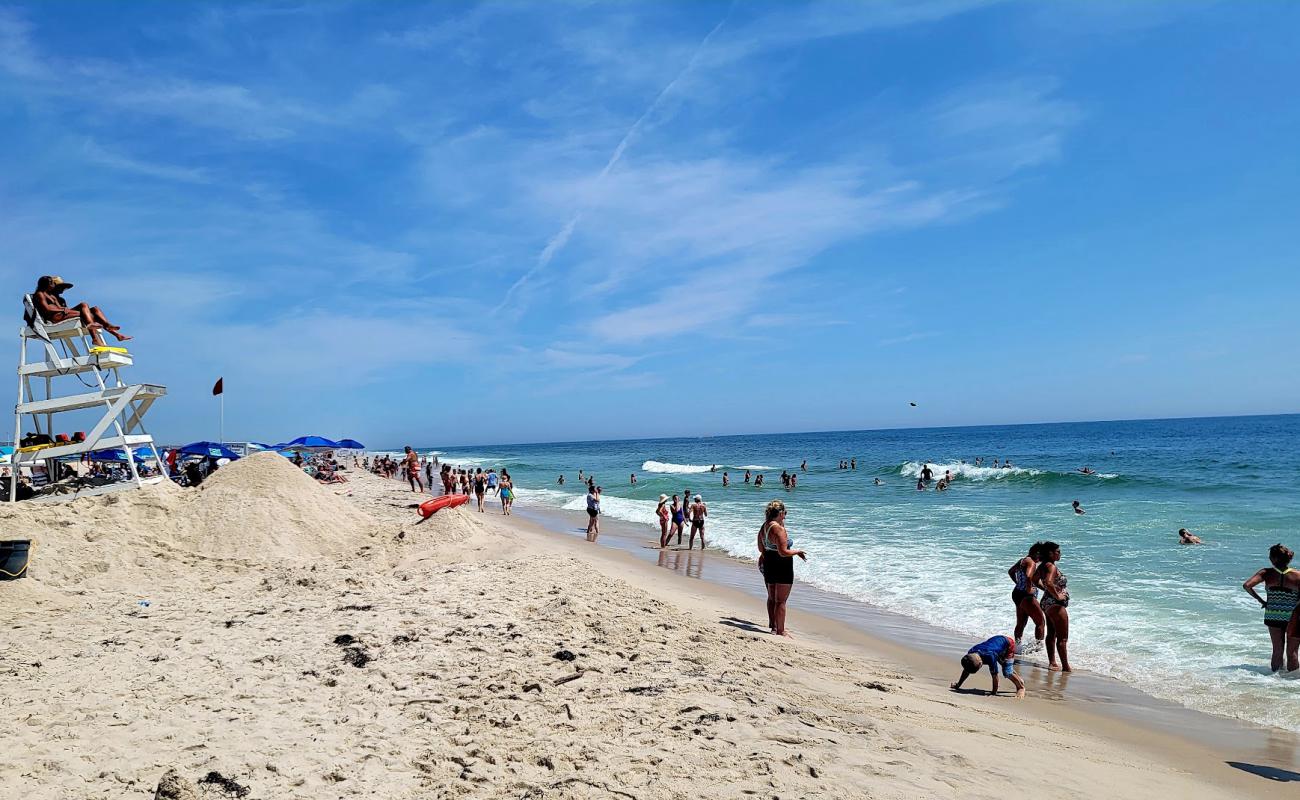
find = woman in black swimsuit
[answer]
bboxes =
[1008,542,1045,648]
[756,500,807,636]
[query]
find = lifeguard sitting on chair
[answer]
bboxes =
[31,275,131,347]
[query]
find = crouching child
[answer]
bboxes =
[950,635,1025,698]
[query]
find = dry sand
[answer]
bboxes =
[0,455,1274,798]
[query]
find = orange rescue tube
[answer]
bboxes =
[418,494,470,518]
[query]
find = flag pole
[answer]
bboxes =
[220,392,224,445]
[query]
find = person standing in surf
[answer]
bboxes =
[1008,543,1045,649]
[757,499,806,636]
[1035,542,1071,672]
[688,494,707,550]
[1242,544,1300,672]
[669,494,685,546]
[585,485,601,542]
[655,494,671,548]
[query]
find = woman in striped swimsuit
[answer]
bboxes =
[1243,544,1300,673]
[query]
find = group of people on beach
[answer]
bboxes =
[654,492,708,549]
[455,454,1300,685]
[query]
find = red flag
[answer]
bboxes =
[212,377,223,396]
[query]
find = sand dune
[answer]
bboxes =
[0,458,1261,798]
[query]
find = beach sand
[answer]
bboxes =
[0,455,1279,798]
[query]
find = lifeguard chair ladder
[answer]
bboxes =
[9,295,167,501]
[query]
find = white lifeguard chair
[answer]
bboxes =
[9,295,167,501]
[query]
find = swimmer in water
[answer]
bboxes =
[1072,500,1085,515]
[873,477,882,486]
[722,471,730,487]
[1078,466,1095,475]
[916,477,925,491]
[1178,528,1202,545]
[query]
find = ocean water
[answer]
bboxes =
[407,415,1300,732]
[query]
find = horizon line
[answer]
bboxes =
[384,410,1300,452]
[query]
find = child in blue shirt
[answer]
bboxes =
[951,635,1025,698]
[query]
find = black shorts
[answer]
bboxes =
[1011,588,1037,605]
[761,554,794,585]
[587,508,598,517]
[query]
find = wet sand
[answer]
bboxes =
[511,496,1300,781]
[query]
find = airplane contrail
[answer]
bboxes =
[494,12,730,314]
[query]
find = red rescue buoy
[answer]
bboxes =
[418,494,470,518]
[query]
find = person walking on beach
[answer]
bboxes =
[403,447,424,493]
[499,471,514,515]
[1035,542,1071,672]
[688,495,707,550]
[473,469,487,512]
[757,499,806,636]
[950,635,1025,698]
[1242,544,1300,672]
[487,469,498,496]
[585,485,601,541]
[1009,543,1045,649]
[656,494,671,548]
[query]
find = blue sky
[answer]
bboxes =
[1,1,1297,447]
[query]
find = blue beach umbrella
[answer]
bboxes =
[88,447,153,463]
[177,441,240,460]
[336,438,365,450]
[280,435,342,452]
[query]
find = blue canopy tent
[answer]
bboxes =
[177,441,241,460]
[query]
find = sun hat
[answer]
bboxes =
[658,494,668,502]
[694,495,702,501]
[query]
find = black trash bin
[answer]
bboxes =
[0,540,31,579]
